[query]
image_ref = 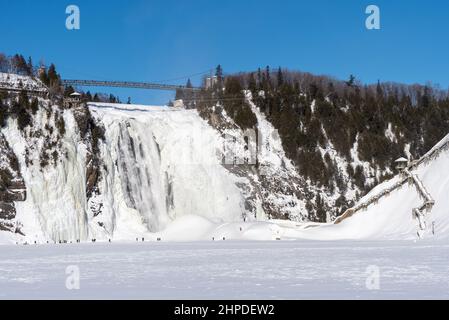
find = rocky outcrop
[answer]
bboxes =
[73,104,105,217]
[197,100,307,222]
[0,132,26,234]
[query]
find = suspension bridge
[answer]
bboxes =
[61,79,202,92]
[0,78,203,101]
[0,78,203,97]
[1,62,215,97]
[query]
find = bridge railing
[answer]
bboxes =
[62,79,202,92]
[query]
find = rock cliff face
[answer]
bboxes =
[0,132,26,234]
[197,98,309,222]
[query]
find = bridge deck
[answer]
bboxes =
[62,80,202,92]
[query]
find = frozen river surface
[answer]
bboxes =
[1,240,448,299]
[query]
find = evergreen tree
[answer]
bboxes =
[345,74,356,87]
[0,99,6,128]
[248,73,257,95]
[14,91,32,130]
[0,53,8,72]
[47,64,60,86]
[182,79,195,109]
[27,57,33,76]
[315,195,327,223]
[30,97,39,115]
[64,86,75,97]
[18,90,30,110]
[11,54,28,74]
[215,65,223,88]
[421,86,431,108]
[376,80,383,100]
[222,77,257,130]
[39,67,49,86]
[265,66,271,84]
[277,67,284,87]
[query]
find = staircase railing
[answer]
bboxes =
[334,134,449,232]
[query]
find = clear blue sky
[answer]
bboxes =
[1,0,448,104]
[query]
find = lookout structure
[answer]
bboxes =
[63,92,82,108]
[395,157,409,171]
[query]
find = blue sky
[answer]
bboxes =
[1,0,448,104]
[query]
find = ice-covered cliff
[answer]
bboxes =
[0,97,260,243]
[88,103,248,239]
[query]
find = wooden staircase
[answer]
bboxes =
[334,133,449,235]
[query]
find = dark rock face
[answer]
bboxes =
[0,202,16,221]
[198,104,305,221]
[0,133,26,234]
[73,104,106,217]
[0,181,26,202]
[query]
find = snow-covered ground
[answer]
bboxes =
[1,240,448,299]
[0,72,47,92]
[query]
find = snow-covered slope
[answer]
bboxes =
[289,133,449,241]
[0,72,47,92]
